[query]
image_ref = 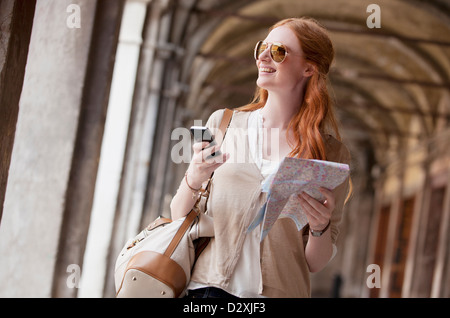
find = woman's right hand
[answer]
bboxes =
[170,141,229,220]
[186,141,229,189]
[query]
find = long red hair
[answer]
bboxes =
[238,17,340,160]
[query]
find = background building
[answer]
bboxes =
[0,0,449,298]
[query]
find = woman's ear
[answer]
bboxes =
[303,63,315,77]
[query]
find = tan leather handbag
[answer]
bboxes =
[114,109,233,298]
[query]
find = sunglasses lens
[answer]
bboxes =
[270,43,286,63]
[254,41,287,63]
[254,41,267,60]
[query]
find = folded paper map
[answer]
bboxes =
[247,157,350,241]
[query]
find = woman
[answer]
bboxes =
[170,17,351,298]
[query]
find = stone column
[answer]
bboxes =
[51,0,125,297]
[0,0,98,297]
[103,0,165,297]
[78,0,148,298]
[0,0,36,221]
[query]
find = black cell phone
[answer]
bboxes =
[190,126,221,158]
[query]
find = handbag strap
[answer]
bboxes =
[216,108,233,145]
[200,108,233,200]
[164,108,233,258]
[164,209,198,257]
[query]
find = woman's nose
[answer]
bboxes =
[258,46,271,61]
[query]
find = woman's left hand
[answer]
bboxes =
[298,187,335,232]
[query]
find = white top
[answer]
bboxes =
[226,108,278,297]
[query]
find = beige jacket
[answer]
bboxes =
[190,109,351,298]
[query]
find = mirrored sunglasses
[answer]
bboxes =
[254,40,289,63]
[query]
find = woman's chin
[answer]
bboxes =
[256,78,275,90]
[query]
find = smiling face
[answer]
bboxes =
[256,26,314,95]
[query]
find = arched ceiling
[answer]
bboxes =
[171,0,450,169]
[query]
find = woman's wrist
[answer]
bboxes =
[184,171,202,200]
[310,221,330,232]
[309,221,331,237]
[185,169,203,189]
